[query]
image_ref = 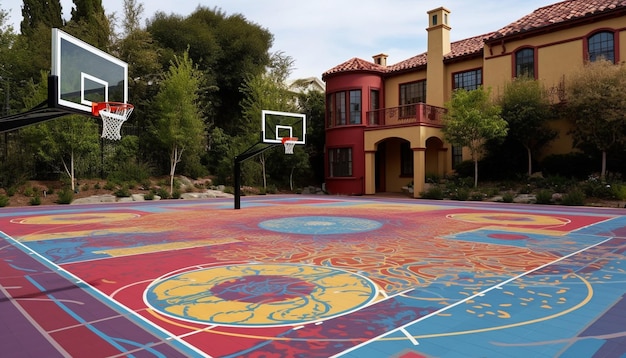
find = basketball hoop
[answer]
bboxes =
[281,137,298,154]
[92,102,134,141]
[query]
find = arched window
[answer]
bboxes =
[515,48,535,78]
[588,31,615,63]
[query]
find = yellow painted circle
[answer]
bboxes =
[447,213,569,227]
[12,212,140,225]
[145,263,378,327]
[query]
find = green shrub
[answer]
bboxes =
[172,189,182,199]
[223,186,235,194]
[6,187,16,196]
[94,182,101,190]
[420,186,444,200]
[81,183,90,192]
[29,196,41,206]
[454,188,470,201]
[470,192,484,201]
[541,153,594,180]
[23,186,35,197]
[612,183,626,200]
[114,185,131,197]
[502,192,515,203]
[156,187,170,199]
[56,188,74,204]
[0,194,9,207]
[103,182,116,190]
[535,189,553,204]
[561,189,586,206]
[266,185,278,194]
[144,191,155,200]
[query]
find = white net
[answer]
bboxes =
[282,137,298,154]
[98,104,134,141]
[284,140,296,154]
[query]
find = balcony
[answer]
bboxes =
[366,103,445,128]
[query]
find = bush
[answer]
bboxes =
[454,188,470,201]
[420,185,444,200]
[535,189,553,204]
[561,189,586,206]
[172,189,182,199]
[57,188,74,204]
[502,192,515,203]
[81,183,90,192]
[156,187,170,199]
[0,194,9,207]
[144,191,155,200]
[114,185,131,197]
[469,192,484,201]
[29,196,41,206]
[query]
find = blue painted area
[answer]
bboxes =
[258,216,382,235]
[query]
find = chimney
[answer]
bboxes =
[373,53,388,66]
[426,7,451,107]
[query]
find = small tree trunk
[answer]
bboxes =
[526,146,532,177]
[260,153,267,189]
[474,158,479,188]
[170,145,184,195]
[290,166,295,191]
[601,150,607,181]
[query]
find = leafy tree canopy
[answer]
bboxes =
[566,59,626,179]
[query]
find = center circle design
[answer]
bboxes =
[258,216,382,235]
[209,275,315,303]
[144,263,378,327]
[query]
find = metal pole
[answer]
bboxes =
[234,157,241,209]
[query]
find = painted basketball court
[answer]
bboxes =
[1,195,625,357]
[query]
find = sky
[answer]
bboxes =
[1,0,553,80]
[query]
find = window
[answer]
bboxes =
[327,90,361,126]
[329,148,352,177]
[588,31,615,63]
[452,146,463,168]
[453,69,482,90]
[432,14,438,26]
[400,142,413,176]
[515,48,535,78]
[335,92,346,125]
[370,89,380,124]
[399,81,426,118]
[349,90,361,124]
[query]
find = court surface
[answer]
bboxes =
[1,195,625,357]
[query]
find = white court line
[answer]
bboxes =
[333,236,614,357]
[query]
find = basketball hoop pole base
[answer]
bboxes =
[233,141,280,209]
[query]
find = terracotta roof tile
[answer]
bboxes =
[488,0,626,41]
[323,0,626,78]
[322,57,385,77]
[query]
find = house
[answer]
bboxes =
[321,0,626,197]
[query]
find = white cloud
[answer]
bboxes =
[2,0,551,79]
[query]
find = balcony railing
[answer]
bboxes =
[366,103,445,128]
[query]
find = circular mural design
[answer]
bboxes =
[258,216,382,235]
[145,263,378,327]
[446,213,570,227]
[11,212,140,225]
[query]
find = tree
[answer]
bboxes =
[147,7,272,136]
[442,87,508,187]
[239,52,299,189]
[65,0,109,48]
[20,0,64,37]
[566,60,626,181]
[153,51,206,195]
[20,72,100,191]
[500,77,556,176]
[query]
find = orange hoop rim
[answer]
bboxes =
[91,101,134,117]
[281,137,298,144]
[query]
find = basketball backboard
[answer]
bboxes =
[51,28,128,115]
[261,110,306,145]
